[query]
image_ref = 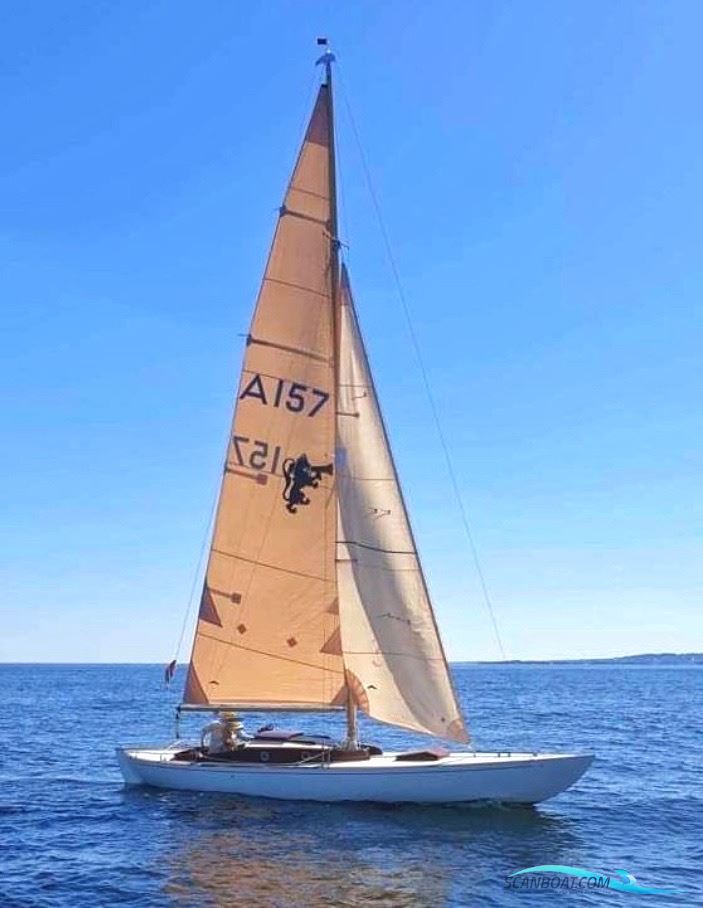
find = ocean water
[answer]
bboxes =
[0,664,700,906]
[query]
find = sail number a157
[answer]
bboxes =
[239,373,329,417]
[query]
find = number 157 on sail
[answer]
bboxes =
[231,435,283,475]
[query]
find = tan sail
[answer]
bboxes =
[336,265,469,743]
[184,83,345,709]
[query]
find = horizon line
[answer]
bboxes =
[1,650,701,667]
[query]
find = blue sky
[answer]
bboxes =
[1,1,701,662]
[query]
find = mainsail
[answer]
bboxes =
[184,62,468,743]
[184,83,343,709]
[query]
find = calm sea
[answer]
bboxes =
[0,663,700,906]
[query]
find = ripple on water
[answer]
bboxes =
[0,663,700,907]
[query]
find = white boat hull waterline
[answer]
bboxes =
[117,747,593,805]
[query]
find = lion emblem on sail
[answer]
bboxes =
[282,454,333,513]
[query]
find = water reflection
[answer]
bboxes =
[164,831,447,906]
[139,790,582,907]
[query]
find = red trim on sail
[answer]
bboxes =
[320,627,342,656]
[198,587,222,628]
[184,666,208,704]
[446,718,470,744]
[305,85,329,147]
[345,670,370,712]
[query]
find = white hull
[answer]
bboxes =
[117,747,593,805]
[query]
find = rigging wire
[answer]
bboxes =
[170,476,221,665]
[170,337,249,669]
[337,68,508,662]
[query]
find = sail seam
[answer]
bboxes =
[264,276,330,299]
[211,548,335,584]
[279,204,329,227]
[289,185,328,202]
[247,334,330,363]
[198,631,346,675]
[338,539,417,556]
[241,366,327,383]
[336,562,418,574]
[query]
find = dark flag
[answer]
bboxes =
[164,659,177,686]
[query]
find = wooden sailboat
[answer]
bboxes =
[117,44,593,804]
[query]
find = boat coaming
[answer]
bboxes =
[117,746,593,805]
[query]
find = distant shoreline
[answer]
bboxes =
[1,652,701,666]
[456,652,702,666]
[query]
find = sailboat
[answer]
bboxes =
[117,43,593,804]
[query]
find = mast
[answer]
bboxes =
[316,38,358,749]
[317,38,341,383]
